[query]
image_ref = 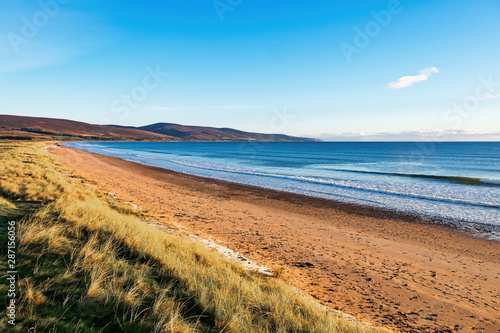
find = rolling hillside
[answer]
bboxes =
[139,122,319,142]
[0,115,173,141]
[0,115,318,142]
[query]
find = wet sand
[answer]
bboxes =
[51,144,500,332]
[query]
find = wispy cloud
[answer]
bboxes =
[150,106,195,111]
[470,93,500,101]
[150,105,265,111]
[213,105,265,109]
[0,40,82,73]
[386,67,439,90]
[319,129,500,141]
[0,8,119,73]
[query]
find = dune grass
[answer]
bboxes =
[0,142,387,332]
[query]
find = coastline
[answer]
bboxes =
[50,144,500,332]
[61,141,500,236]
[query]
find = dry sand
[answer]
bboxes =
[51,144,500,332]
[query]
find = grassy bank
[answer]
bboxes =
[0,142,386,332]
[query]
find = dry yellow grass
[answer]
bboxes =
[0,196,16,209]
[0,142,389,332]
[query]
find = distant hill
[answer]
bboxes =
[0,115,319,142]
[139,123,319,142]
[0,115,173,141]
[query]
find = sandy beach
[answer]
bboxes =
[51,144,500,332]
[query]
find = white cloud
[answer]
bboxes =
[386,67,439,89]
[319,129,500,141]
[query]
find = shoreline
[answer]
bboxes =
[59,142,500,240]
[50,144,500,332]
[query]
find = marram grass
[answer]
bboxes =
[0,142,388,332]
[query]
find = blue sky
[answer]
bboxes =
[1,0,499,140]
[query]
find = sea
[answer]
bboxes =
[63,141,500,238]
